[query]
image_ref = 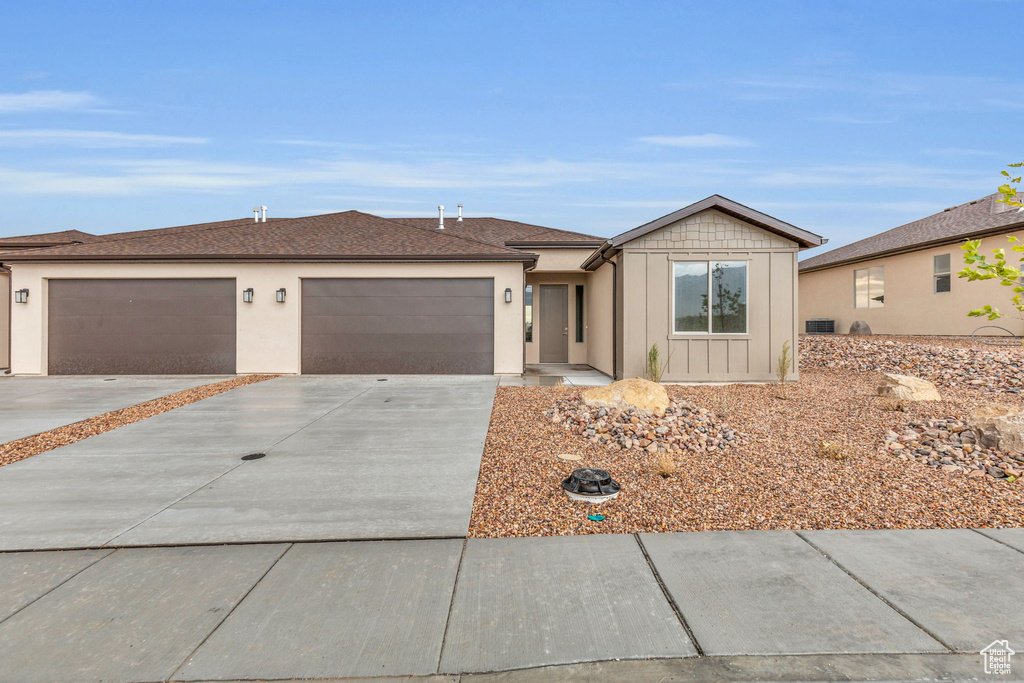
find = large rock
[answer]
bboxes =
[968,404,1024,451]
[849,320,872,335]
[878,374,941,401]
[582,378,669,417]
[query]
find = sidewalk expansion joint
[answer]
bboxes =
[435,538,468,674]
[633,533,705,657]
[970,528,1024,555]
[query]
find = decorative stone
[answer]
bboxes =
[878,374,941,402]
[849,320,872,335]
[581,378,670,417]
[969,404,1024,452]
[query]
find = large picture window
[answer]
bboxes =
[854,266,884,308]
[672,261,748,334]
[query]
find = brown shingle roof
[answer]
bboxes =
[389,217,603,247]
[800,193,1024,272]
[0,229,95,251]
[1,212,535,262]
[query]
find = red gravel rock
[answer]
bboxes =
[0,374,278,467]
[468,369,1024,538]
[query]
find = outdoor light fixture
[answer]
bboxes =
[504,287,512,303]
[242,288,254,303]
[276,288,286,303]
[14,289,28,304]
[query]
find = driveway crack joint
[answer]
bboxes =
[633,533,704,657]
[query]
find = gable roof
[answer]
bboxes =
[389,216,603,248]
[0,229,95,251]
[799,193,1024,273]
[582,194,825,270]
[0,212,535,262]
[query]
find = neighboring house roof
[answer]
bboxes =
[0,229,95,251]
[799,193,1024,273]
[582,194,825,270]
[0,212,535,262]
[389,216,603,248]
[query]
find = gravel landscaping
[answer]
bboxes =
[469,366,1024,538]
[0,375,278,468]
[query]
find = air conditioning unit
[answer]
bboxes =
[805,318,835,334]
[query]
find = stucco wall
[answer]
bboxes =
[531,247,598,272]
[524,272,589,365]
[0,270,9,370]
[8,261,525,375]
[798,230,1024,337]
[621,209,800,382]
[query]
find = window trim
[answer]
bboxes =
[670,259,750,336]
[933,253,951,294]
[853,265,885,309]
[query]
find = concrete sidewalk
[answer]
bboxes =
[0,528,1021,682]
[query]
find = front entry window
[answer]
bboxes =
[673,261,748,334]
[524,284,534,342]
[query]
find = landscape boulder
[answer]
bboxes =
[968,403,1024,451]
[849,320,872,335]
[581,378,669,417]
[878,374,941,402]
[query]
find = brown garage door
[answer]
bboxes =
[48,279,236,375]
[302,278,493,374]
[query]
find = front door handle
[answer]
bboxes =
[564,327,568,335]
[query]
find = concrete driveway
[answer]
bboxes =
[0,375,497,550]
[0,375,227,444]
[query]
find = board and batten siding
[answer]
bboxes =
[620,209,800,382]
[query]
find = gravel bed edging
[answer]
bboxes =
[0,374,279,467]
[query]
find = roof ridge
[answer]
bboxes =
[379,214,531,254]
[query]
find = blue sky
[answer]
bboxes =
[0,1,1019,257]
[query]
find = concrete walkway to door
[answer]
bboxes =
[0,375,497,551]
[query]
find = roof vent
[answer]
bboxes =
[260,206,267,222]
[252,206,268,222]
[438,205,445,230]
[457,203,463,222]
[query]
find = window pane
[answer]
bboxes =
[854,269,869,308]
[524,285,533,342]
[935,273,951,293]
[575,285,584,342]
[868,266,885,307]
[710,261,747,333]
[934,254,951,274]
[673,262,709,332]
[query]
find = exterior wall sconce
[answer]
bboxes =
[276,288,286,303]
[504,287,512,303]
[14,289,28,304]
[242,288,254,303]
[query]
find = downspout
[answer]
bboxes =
[597,248,618,380]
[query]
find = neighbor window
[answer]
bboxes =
[934,254,951,293]
[854,266,884,308]
[672,261,748,334]
[575,285,584,342]
[524,285,533,342]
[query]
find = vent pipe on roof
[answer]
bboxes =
[457,203,463,221]
[438,205,445,230]
[252,206,260,222]
[260,206,267,222]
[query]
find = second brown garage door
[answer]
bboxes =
[301,278,494,374]
[48,278,236,375]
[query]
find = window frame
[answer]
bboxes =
[670,259,750,336]
[524,284,533,343]
[574,284,585,343]
[933,253,951,294]
[853,265,885,309]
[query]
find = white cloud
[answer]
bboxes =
[637,134,753,148]
[0,90,104,113]
[751,163,990,190]
[0,130,208,147]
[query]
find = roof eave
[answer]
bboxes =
[0,252,538,264]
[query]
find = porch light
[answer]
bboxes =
[242,288,254,303]
[276,288,286,303]
[14,289,28,304]
[504,287,512,303]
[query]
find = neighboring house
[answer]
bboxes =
[800,193,1024,336]
[0,195,824,380]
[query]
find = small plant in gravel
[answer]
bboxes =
[875,395,908,412]
[644,343,671,382]
[652,450,678,478]
[713,384,734,419]
[774,340,793,398]
[816,440,853,461]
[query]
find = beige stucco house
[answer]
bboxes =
[1,196,824,380]
[800,193,1024,337]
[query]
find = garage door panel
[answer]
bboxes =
[301,278,494,375]
[302,351,494,375]
[48,279,236,375]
